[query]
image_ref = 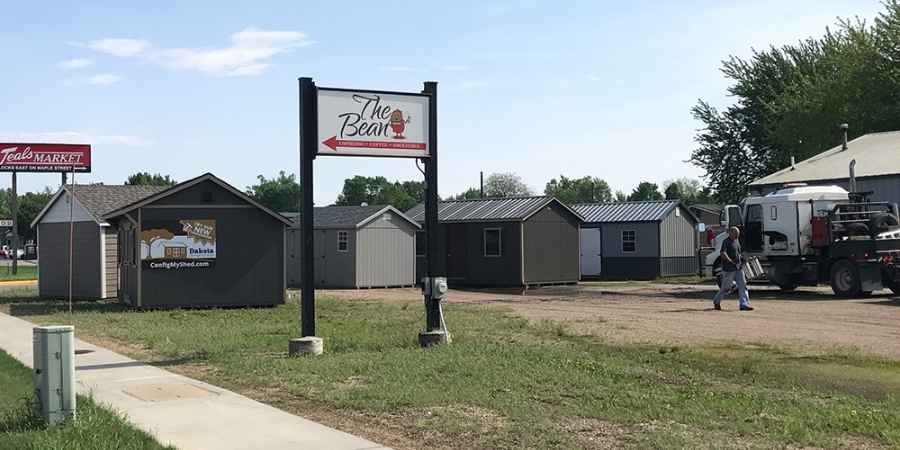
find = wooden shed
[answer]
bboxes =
[573,200,699,280]
[31,184,166,299]
[102,173,292,308]
[285,205,420,288]
[406,196,583,287]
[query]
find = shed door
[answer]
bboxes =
[580,228,602,276]
[446,225,466,279]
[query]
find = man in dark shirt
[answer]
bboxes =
[712,227,753,311]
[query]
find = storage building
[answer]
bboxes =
[750,131,900,206]
[285,205,420,288]
[101,173,292,308]
[31,184,166,299]
[406,196,583,287]
[573,200,699,280]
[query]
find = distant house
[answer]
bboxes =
[285,205,420,288]
[750,131,900,206]
[31,184,166,299]
[573,200,699,280]
[406,196,584,287]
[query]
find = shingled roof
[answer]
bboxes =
[573,200,697,223]
[32,184,167,226]
[288,205,421,229]
[405,196,582,223]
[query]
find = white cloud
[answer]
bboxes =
[76,38,149,57]
[57,58,93,69]
[151,28,311,76]
[0,131,150,147]
[87,74,122,85]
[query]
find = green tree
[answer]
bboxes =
[451,187,482,200]
[614,190,628,202]
[544,175,612,204]
[483,172,532,197]
[691,1,900,201]
[663,178,705,204]
[334,176,423,211]
[124,172,176,186]
[627,182,664,202]
[17,188,53,238]
[246,171,301,212]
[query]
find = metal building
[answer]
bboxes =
[750,131,900,205]
[102,173,292,308]
[31,184,166,299]
[285,205,420,288]
[573,200,699,280]
[406,196,584,287]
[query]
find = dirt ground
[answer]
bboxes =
[324,281,900,359]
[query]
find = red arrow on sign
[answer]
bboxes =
[322,136,426,151]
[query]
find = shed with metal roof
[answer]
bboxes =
[32,184,167,299]
[285,205,420,288]
[749,131,900,206]
[406,196,584,287]
[573,200,699,279]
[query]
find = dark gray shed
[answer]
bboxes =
[31,184,166,299]
[102,173,292,308]
[406,196,583,287]
[285,205,420,288]
[573,200,699,280]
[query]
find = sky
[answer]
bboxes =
[0,0,885,205]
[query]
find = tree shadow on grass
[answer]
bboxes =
[6,299,128,316]
[0,396,42,433]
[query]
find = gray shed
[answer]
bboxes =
[285,205,420,288]
[406,196,584,287]
[573,200,699,280]
[31,184,166,299]
[749,131,900,205]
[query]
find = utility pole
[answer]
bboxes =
[480,171,484,198]
[10,172,17,275]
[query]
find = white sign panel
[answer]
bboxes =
[317,88,430,158]
[0,220,11,227]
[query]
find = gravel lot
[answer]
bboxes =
[324,281,900,359]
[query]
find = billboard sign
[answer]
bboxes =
[0,143,91,173]
[317,88,430,158]
[140,219,216,269]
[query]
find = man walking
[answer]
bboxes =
[713,226,753,311]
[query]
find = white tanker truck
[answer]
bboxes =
[704,183,900,297]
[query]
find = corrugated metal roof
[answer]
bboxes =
[406,196,578,223]
[573,200,680,223]
[751,131,900,186]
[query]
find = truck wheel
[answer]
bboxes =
[870,213,899,233]
[830,260,862,298]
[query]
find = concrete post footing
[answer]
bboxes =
[288,337,323,356]
[418,330,450,348]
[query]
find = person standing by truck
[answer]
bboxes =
[713,227,754,311]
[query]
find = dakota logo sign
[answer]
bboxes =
[317,88,430,158]
[140,219,216,269]
[0,143,91,172]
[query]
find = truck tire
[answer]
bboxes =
[830,259,862,298]
[869,213,899,233]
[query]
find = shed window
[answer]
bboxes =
[337,231,349,252]
[483,228,502,257]
[415,231,426,257]
[622,230,636,253]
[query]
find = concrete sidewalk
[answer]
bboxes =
[0,312,389,450]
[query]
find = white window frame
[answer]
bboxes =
[483,227,502,257]
[337,230,349,252]
[622,230,636,253]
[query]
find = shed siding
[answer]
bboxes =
[42,194,95,223]
[356,211,416,287]
[522,203,580,284]
[38,222,102,298]
[103,226,119,298]
[139,206,284,307]
[659,206,697,258]
[600,222,659,258]
[459,222,522,286]
[318,228,356,288]
[600,257,660,279]
[152,180,247,206]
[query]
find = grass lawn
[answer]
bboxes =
[2,287,899,449]
[0,265,38,282]
[0,349,171,450]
